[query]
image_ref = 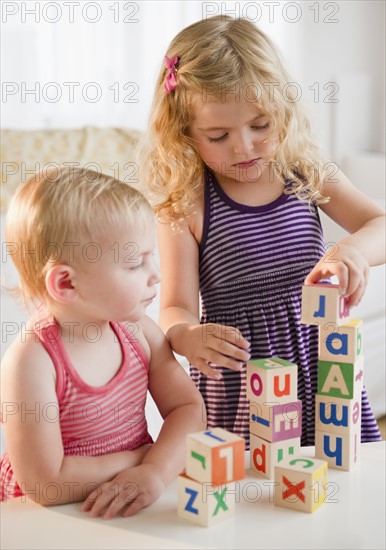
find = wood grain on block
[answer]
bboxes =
[177,474,236,527]
[249,400,302,442]
[250,433,300,479]
[246,357,298,404]
[274,457,328,513]
[315,427,361,471]
[317,356,364,399]
[301,284,350,326]
[186,428,245,485]
[319,319,363,363]
[315,394,361,435]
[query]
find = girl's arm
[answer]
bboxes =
[0,337,149,505]
[305,168,386,306]
[82,316,207,519]
[157,218,250,379]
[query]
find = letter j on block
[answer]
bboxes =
[186,428,245,484]
[301,284,350,326]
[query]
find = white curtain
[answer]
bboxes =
[1,0,294,131]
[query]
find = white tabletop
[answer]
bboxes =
[1,442,385,550]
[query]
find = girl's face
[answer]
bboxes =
[188,97,278,186]
[73,217,160,323]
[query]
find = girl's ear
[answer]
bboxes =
[45,264,78,303]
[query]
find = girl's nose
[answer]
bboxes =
[233,132,254,155]
[149,261,161,285]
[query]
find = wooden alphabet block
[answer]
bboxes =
[274,457,328,513]
[315,426,361,470]
[319,319,363,363]
[178,474,236,526]
[186,428,245,485]
[249,400,302,442]
[250,433,300,479]
[315,394,361,435]
[317,356,364,399]
[301,284,350,326]
[246,357,298,404]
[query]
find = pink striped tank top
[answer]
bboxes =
[0,317,153,501]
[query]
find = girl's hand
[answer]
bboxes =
[179,323,251,379]
[81,464,165,519]
[304,242,370,307]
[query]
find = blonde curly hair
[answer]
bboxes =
[139,15,329,223]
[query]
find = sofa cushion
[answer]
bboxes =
[1,126,141,211]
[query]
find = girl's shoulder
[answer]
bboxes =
[1,321,56,391]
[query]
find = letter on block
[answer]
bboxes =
[274,457,328,513]
[301,284,350,326]
[249,400,302,442]
[250,433,300,479]
[317,356,364,399]
[315,427,360,471]
[246,357,298,404]
[315,394,361,435]
[178,474,236,527]
[319,319,363,363]
[186,428,245,484]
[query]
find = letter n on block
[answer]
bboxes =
[301,284,350,326]
[250,433,300,479]
[315,427,360,471]
[274,457,328,513]
[246,357,298,404]
[186,428,245,484]
[177,474,236,526]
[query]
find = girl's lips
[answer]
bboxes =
[233,158,260,168]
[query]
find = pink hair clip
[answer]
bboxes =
[164,55,179,94]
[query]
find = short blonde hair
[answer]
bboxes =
[139,15,329,223]
[5,166,153,304]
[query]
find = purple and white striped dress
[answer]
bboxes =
[191,168,381,447]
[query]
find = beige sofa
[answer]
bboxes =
[1,127,385,430]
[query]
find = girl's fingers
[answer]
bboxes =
[207,324,250,350]
[103,483,140,520]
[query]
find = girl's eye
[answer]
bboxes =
[252,122,270,130]
[208,134,228,143]
[127,259,144,270]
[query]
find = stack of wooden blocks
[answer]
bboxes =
[301,283,363,471]
[178,283,363,521]
[245,353,328,513]
[177,428,245,526]
[247,356,302,479]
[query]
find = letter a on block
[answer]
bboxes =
[321,364,350,396]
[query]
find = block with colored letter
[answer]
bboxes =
[178,474,236,526]
[319,319,363,363]
[315,394,361,435]
[249,400,302,442]
[315,426,361,470]
[246,357,298,404]
[250,433,300,479]
[317,356,364,399]
[186,428,245,485]
[274,457,328,513]
[301,284,350,326]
